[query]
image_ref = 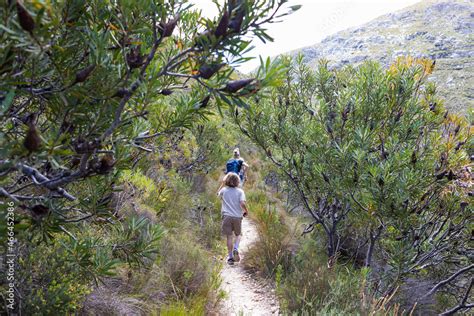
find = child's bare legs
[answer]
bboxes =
[233,234,241,250]
[226,234,242,258]
[226,235,234,258]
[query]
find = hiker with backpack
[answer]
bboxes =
[217,148,249,194]
[226,148,248,186]
[217,172,249,265]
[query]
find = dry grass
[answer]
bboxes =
[81,276,150,316]
[243,199,297,278]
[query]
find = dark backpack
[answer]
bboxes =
[226,159,243,174]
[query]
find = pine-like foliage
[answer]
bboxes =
[0,1,297,313]
[234,55,472,312]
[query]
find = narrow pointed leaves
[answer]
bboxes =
[193,30,212,48]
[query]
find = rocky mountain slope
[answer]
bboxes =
[292,0,473,114]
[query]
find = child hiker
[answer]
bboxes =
[217,172,249,265]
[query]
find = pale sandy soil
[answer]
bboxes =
[218,219,279,316]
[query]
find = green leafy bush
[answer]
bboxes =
[0,0,296,312]
[13,240,92,315]
[234,55,471,312]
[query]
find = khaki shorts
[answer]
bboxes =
[222,216,242,236]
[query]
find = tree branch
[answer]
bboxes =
[422,264,474,299]
[0,187,20,203]
[440,278,473,315]
[350,191,369,213]
[15,163,76,201]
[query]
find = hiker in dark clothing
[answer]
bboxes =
[226,148,249,186]
[217,148,249,194]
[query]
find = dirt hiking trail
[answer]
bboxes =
[219,219,279,316]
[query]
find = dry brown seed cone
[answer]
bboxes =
[411,151,417,164]
[194,95,211,110]
[215,10,229,37]
[222,78,254,93]
[75,64,96,83]
[160,89,173,96]
[31,204,49,217]
[113,88,130,98]
[96,154,115,174]
[159,14,179,38]
[199,63,224,79]
[17,2,35,33]
[229,3,245,33]
[24,124,41,152]
[127,47,144,69]
[447,170,455,181]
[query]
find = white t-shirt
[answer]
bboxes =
[218,187,246,218]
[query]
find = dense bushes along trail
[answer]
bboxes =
[219,219,279,316]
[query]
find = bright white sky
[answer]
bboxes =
[191,0,421,73]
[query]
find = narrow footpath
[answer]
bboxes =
[219,219,279,316]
